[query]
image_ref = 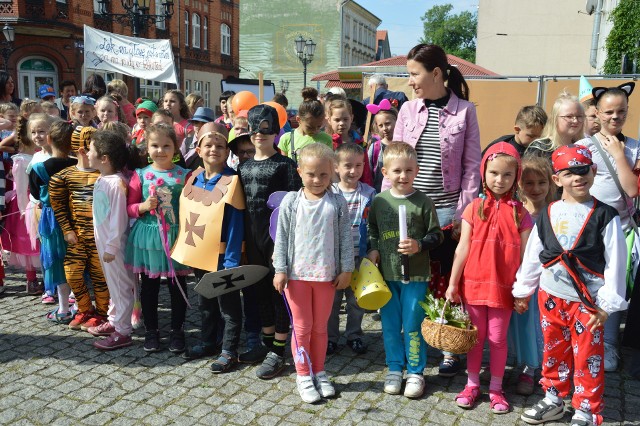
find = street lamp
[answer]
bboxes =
[1,24,15,72]
[294,35,316,88]
[97,0,174,37]
[280,79,289,94]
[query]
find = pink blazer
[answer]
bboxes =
[389,92,481,221]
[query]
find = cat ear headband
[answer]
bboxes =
[592,82,635,104]
[366,98,391,115]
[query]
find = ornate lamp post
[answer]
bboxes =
[97,0,174,37]
[1,24,15,72]
[294,35,316,88]
[280,79,289,94]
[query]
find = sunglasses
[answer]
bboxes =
[71,96,96,105]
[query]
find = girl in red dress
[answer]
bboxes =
[446,142,534,414]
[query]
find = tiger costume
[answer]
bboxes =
[49,163,109,319]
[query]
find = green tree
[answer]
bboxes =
[603,0,640,74]
[419,4,477,63]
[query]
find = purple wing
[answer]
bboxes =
[267,191,288,210]
[267,191,288,242]
[269,207,279,242]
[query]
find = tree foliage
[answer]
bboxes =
[419,4,477,63]
[604,0,640,74]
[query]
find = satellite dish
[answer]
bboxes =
[586,0,597,15]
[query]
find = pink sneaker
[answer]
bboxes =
[87,321,115,336]
[93,332,133,350]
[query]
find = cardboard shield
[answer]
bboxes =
[194,265,270,299]
[171,168,245,271]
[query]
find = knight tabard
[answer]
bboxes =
[170,168,245,271]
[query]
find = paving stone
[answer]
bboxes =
[0,266,636,425]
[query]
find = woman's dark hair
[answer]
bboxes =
[0,71,13,100]
[83,74,107,100]
[298,87,324,119]
[91,130,129,172]
[407,44,470,101]
[220,90,236,102]
[49,120,75,154]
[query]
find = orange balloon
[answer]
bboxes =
[231,91,258,114]
[263,101,287,128]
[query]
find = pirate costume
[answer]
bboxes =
[514,145,628,426]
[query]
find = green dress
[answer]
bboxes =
[125,165,192,278]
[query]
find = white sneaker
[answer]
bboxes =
[604,342,619,372]
[314,371,335,398]
[384,371,403,395]
[296,375,321,403]
[403,373,425,398]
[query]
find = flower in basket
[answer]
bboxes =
[419,292,471,330]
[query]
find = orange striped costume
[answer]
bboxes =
[49,165,109,316]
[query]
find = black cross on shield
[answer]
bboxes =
[212,273,245,290]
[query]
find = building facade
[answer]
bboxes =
[239,0,380,107]
[476,0,603,75]
[0,0,239,106]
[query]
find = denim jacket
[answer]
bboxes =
[389,91,482,221]
[272,189,355,277]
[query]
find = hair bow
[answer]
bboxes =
[366,98,391,115]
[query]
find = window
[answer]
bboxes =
[93,0,100,12]
[192,14,201,49]
[184,11,189,47]
[353,22,357,43]
[204,82,210,107]
[203,17,208,50]
[156,1,166,30]
[140,79,163,101]
[194,80,202,95]
[221,24,231,55]
[345,17,350,39]
[185,79,191,95]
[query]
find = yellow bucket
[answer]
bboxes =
[350,258,392,310]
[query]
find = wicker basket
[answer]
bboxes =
[420,300,478,354]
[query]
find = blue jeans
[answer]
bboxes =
[380,280,428,374]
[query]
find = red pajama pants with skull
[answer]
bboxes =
[538,289,604,418]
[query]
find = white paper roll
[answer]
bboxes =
[399,204,407,241]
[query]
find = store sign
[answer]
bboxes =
[83,25,178,85]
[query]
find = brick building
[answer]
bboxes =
[0,0,239,106]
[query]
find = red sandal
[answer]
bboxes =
[489,390,510,414]
[455,385,480,409]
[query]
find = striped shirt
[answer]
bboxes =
[414,102,460,209]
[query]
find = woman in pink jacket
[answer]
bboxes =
[389,44,482,377]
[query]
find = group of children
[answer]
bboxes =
[0,78,634,425]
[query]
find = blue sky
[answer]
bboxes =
[356,0,477,56]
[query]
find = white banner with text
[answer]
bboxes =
[83,25,178,85]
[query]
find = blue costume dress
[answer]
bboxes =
[31,162,67,293]
[124,165,191,278]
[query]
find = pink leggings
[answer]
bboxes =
[284,280,335,375]
[466,305,512,377]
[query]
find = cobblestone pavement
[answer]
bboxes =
[1,269,639,426]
